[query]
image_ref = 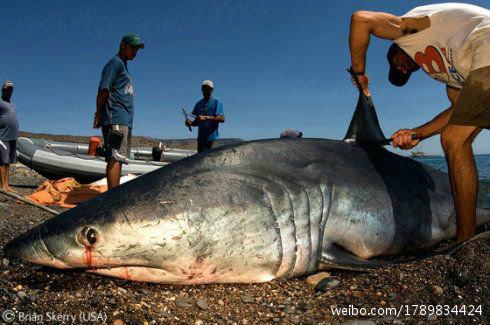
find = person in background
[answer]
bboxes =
[93,34,144,189]
[185,80,225,153]
[0,81,19,193]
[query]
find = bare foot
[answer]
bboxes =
[1,186,18,194]
[6,186,18,194]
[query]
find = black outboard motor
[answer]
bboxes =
[151,142,164,161]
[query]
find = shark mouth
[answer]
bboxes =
[87,265,276,284]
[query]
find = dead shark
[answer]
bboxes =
[4,89,490,284]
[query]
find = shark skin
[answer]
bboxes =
[4,137,490,284]
[4,87,490,284]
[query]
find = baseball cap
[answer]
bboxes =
[121,34,145,49]
[387,43,415,87]
[2,80,14,89]
[202,80,214,88]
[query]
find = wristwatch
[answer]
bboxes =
[349,66,365,76]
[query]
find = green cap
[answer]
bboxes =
[121,34,145,49]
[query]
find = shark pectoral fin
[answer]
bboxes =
[319,243,391,271]
[320,231,490,272]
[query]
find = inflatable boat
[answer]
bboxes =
[17,137,172,183]
[29,138,196,162]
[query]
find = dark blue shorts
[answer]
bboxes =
[0,140,17,165]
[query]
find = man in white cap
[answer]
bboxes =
[0,81,19,192]
[185,80,225,152]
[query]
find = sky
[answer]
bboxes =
[1,0,489,155]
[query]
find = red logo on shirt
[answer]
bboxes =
[413,45,464,87]
[414,46,448,75]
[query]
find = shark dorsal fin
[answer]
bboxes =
[343,70,388,145]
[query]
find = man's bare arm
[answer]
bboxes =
[412,86,460,138]
[412,108,452,139]
[93,89,109,128]
[391,86,459,149]
[209,115,225,123]
[191,115,225,126]
[349,11,404,73]
[96,89,109,114]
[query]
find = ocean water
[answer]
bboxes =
[415,154,490,180]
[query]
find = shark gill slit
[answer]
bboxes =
[262,190,284,277]
[233,171,297,278]
[304,184,325,274]
[311,183,329,272]
[302,187,315,274]
[317,184,335,267]
[283,182,312,277]
[268,176,314,277]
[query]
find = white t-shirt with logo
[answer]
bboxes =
[394,3,490,89]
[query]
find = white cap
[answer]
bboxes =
[2,80,14,89]
[202,80,214,88]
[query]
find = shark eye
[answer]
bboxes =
[78,227,98,247]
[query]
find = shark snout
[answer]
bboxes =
[4,227,65,268]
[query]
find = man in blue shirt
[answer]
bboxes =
[0,81,19,193]
[93,34,144,189]
[185,80,225,152]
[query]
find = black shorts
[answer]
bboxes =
[0,140,17,165]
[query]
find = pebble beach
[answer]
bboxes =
[0,162,488,324]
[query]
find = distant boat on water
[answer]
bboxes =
[410,149,425,158]
[410,149,441,159]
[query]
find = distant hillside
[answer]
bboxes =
[19,131,243,150]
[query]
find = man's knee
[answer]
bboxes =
[440,125,477,152]
[441,128,460,152]
[106,159,121,170]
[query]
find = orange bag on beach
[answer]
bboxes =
[27,177,107,208]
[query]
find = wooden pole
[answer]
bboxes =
[0,188,60,215]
